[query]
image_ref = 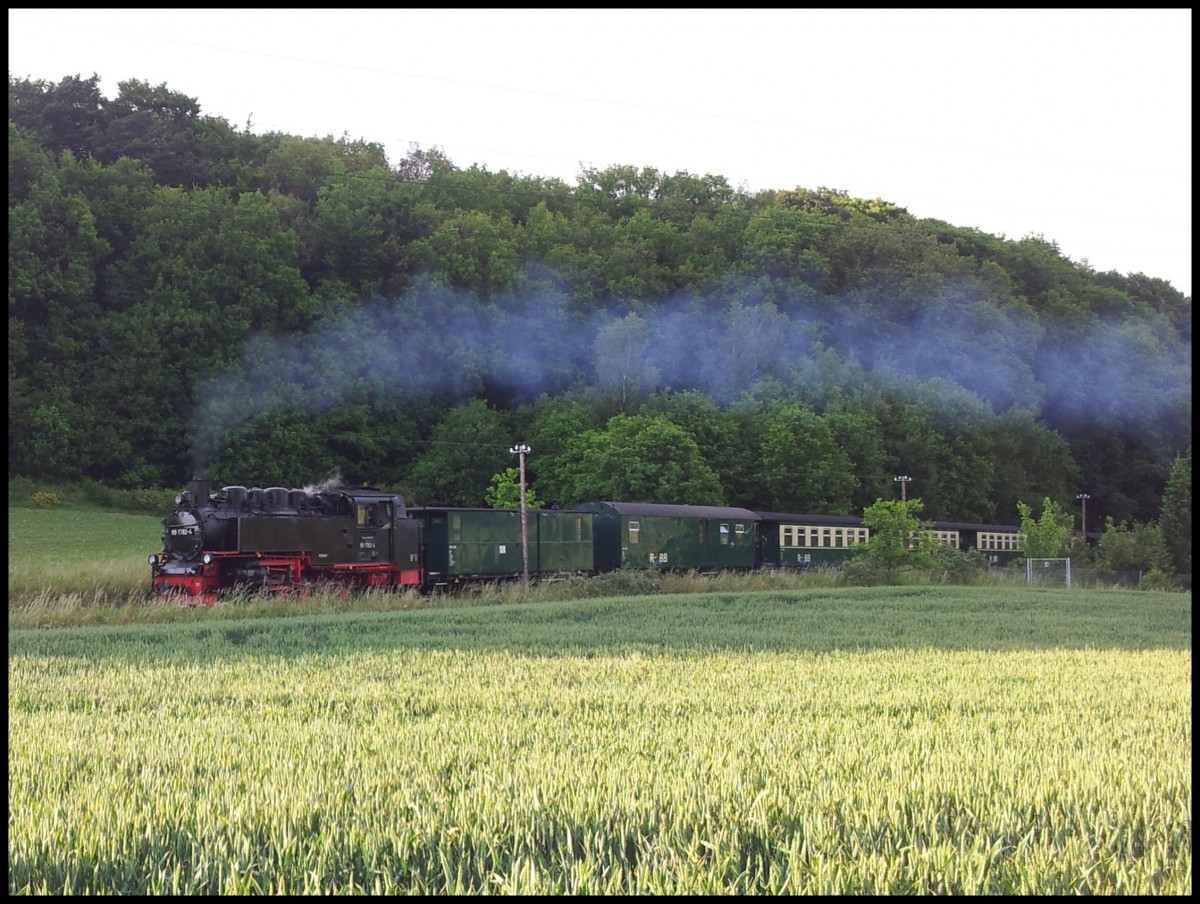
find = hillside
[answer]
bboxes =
[8,74,1192,532]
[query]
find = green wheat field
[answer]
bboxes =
[7,501,1194,893]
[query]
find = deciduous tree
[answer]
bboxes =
[856,498,939,576]
[1016,497,1074,558]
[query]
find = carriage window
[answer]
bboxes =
[575,516,583,541]
[451,514,462,542]
[822,528,832,547]
[735,523,746,544]
[720,523,730,545]
[628,521,640,544]
[980,531,1017,551]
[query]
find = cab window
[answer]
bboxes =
[358,502,392,528]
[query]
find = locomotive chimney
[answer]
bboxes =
[193,477,210,502]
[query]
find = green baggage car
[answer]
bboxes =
[575,502,759,572]
[409,507,593,587]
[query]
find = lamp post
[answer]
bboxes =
[1076,493,1090,539]
[510,444,531,589]
[894,475,912,502]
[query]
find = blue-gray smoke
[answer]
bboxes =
[191,272,1191,475]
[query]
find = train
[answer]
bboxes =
[148,478,1024,604]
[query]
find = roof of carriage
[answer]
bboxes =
[575,501,760,520]
[754,512,865,525]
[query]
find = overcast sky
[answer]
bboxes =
[9,8,1192,297]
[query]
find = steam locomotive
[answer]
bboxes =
[149,479,421,602]
[148,478,1023,604]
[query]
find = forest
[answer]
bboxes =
[7,74,1192,567]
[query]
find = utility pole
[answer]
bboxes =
[894,475,912,502]
[510,444,531,589]
[1076,493,1090,540]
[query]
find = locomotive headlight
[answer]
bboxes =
[202,553,213,565]
[148,554,159,566]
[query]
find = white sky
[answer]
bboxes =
[9,8,1193,297]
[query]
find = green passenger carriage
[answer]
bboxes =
[755,512,870,568]
[930,520,1024,566]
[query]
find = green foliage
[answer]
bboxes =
[30,491,62,507]
[484,467,544,510]
[409,209,521,297]
[523,397,599,507]
[758,402,856,512]
[1016,498,1074,559]
[982,408,1080,524]
[930,546,991,584]
[557,414,725,505]
[406,399,513,506]
[1159,448,1191,574]
[93,79,237,187]
[8,73,108,160]
[311,166,420,297]
[1096,517,1171,574]
[743,206,832,283]
[592,312,661,413]
[16,405,79,480]
[1140,568,1176,591]
[207,410,336,489]
[855,498,939,576]
[638,390,757,508]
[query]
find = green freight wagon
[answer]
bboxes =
[408,507,593,587]
[575,502,759,572]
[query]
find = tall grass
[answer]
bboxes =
[9,505,157,601]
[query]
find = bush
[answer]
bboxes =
[31,491,63,507]
[1140,568,1176,591]
[931,547,990,584]
[840,556,893,586]
[79,479,177,514]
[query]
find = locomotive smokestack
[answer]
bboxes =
[193,477,210,502]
